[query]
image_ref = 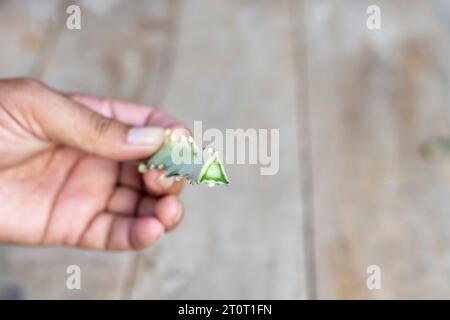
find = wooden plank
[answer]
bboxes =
[42,0,170,100]
[0,0,60,78]
[0,0,62,300]
[129,0,308,299]
[299,0,450,298]
[0,0,175,299]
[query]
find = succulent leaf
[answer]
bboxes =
[138,130,230,186]
[421,137,450,160]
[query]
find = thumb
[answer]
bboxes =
[32,88,165,161]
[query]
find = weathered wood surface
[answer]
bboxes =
[0,0,179,299]
[0,0,307,299]
[130,0,307,299]
[0,1,63,299]
[2,0,450,299]
[300,0,450,298]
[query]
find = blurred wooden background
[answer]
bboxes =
[1,0,450,299]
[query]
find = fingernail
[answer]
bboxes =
[158,176,175,189]
[127,127,165,147]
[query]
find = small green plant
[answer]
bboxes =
[420,137,450,160]
[138,129,230,186]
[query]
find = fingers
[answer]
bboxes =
[106,178,183,217]
[106,186,140,215]
[137,196,157,216]
[137,195,183,232]
[118,162,184,195]
[142,169,185,196]
[153,195,184,232]
[61,92,187,249]
[69,94,153,126]
[14,81,166,161]
[2,81,187,162]
[145,109,183,129]
[78,213,164,250]
[119,161,143,190]
[106,185,184,231]
[68,94,183,129]
[68,93,189,195]
[80,193,183,250]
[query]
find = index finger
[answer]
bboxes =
[67,94,186,130]
[68,94,189,195]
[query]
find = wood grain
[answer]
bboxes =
[3,0,450,300]
[0,0,62,300]
[0,0,177,299]
[297,0,450,298]
[0,0,61,78]
[128,0,307,299]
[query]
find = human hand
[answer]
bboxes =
[0,78,186,250]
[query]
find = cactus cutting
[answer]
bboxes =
[420,137,450,160]
[138,129,230,186]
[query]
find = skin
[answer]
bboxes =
[0,78,186,250]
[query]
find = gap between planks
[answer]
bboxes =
[288,0,317,300]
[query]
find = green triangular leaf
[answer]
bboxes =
[199,153,230,185]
